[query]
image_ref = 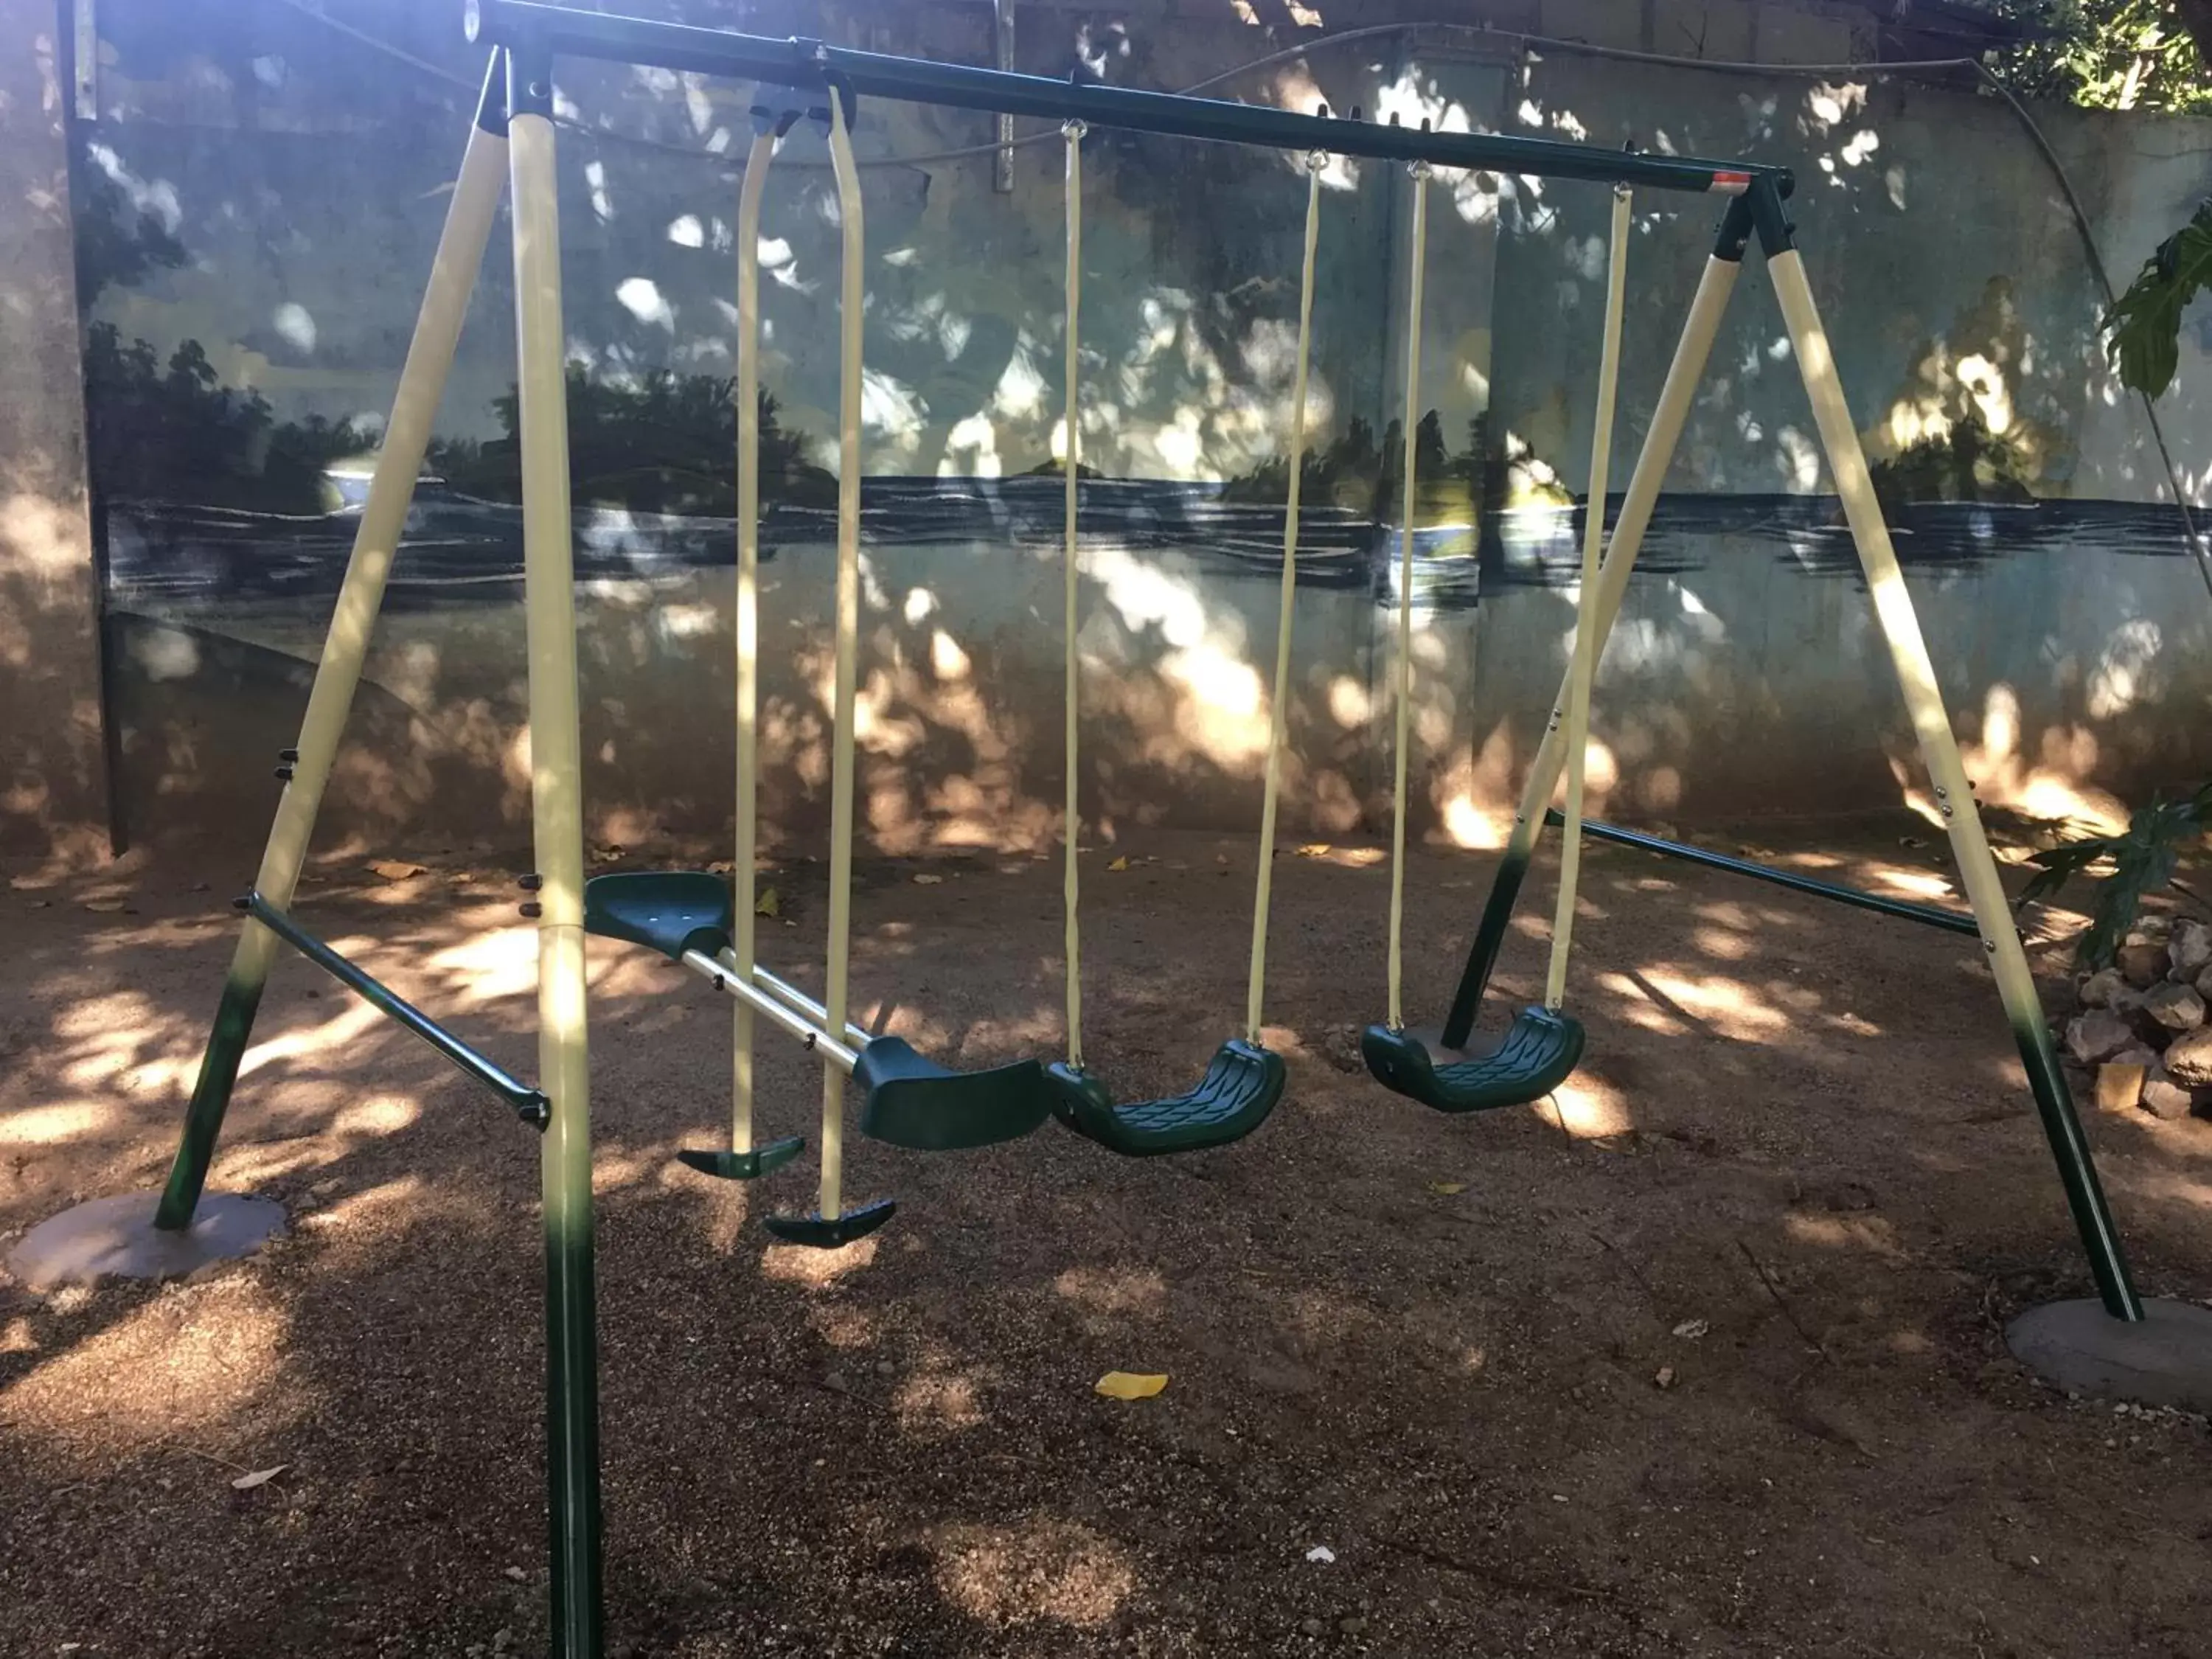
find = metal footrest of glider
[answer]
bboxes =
[1046,1039,1285,1157]
[582,870,733,961]
[1360,1006,1585,1114]
[762,1198,898,1249]
[855,1038,1054,1151]
[676,1138,806,1181]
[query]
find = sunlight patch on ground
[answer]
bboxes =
[1784,1211,1908,1263]
[894,1365,989,1433]
[929,1516,1136,1627]
[330,1093,420,1137]
[0,1099,116,1147]
[4,1279,290,1437]
[1551,1071,1630,1138]
[1054,1265,1168,1318]
[762,1235,878,1286]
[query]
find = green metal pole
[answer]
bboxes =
[1441,208,1752,1048]
[507,45,606,1653]
[153,63,512,1230]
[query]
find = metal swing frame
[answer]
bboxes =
[130,5,2148,1650]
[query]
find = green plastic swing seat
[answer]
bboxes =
[1360,1005,1585,1114]
[762,1200,898,1248]
[584,872,1054,1155]
[1046,1038,1286,1157]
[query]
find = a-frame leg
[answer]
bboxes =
[507,49,606,1659]
[1441,201,1753,1046]
[1761,215,2146,1325]
[153,63,512,1231]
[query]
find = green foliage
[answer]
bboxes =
[2017,781,2212,967]
[1983,1,2212,113]
[83,323,377,512]
[2101,199,2212,395]
[431,367,832,513]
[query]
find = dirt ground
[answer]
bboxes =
[3,821,2210,1658]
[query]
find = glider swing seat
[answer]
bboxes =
[80,9,2189,1652]
[1039,125,1316,1157]
[583,86,1054,1245]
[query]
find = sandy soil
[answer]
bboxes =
[2,824,2209,1658]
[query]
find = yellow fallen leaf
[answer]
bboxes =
[1107,856,1130,872]
[367,860,427,881]
[230,1464,288,1490]
[1094,1371,1168,1400]
[706,859,736,875]
[754,887,780,917]
[1296,844,1333,858]
[912,873,945,886]
[83,900,131,914]
[1427,1180,1467,1195]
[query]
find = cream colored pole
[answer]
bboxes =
[1441,248,1743,1048]
[1767,245,2141,1321]
[1383,161,1432,1033]
[1245,150,1327,1041]
[729,128,776,1157]
[508,58,605,1650]
[155,111,510,1230]
[1543,187,1632,1009]
[815,87,867,1223]
[1061,119,1086,1071]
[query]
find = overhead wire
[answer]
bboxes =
[265,0,2205,581]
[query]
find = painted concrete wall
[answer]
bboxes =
[63,0,2212,860]
[0,0,108,863]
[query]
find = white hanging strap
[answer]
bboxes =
[1061,119,1086,1071]
[1383,161,1432,1034]
[1543,186,1632,1011]
[1245,152,1328,1043]
[728,125,776,1156]
[816,86,866,1220]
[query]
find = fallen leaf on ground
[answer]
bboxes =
[706,859,735,875]
[1898,835,1927,849]
[1671,1318,1711,1340]
[591,844,625,863]
[1106,856,1130,872]
[1427,1180,1468,1195]
[912,873,945,886]
[1654,1366,1677,1389]
[1305,1545,1336,1564]
[83,900,132,914]
[1297,844,1333,858]
[229,1464,287,1490]
[755,887,780,917]
[1093,1370,1168,1400]
[367,860,427,881]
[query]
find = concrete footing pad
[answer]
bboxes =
[2007,1296,2212,1414]
[5,1192,286,1292]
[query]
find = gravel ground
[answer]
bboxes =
[3,824,2209,1658]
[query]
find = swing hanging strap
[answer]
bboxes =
[1243,150,1329,1043]
[1062,119,1086,1071]
[1542,186,1632,1011]
[1382,161,1433,1034]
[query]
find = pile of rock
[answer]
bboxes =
[2062,915,2212,1120]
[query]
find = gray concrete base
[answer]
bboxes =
[2006,1297,2212,1414]
[4,1192,286,1291]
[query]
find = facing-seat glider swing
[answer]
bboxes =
[1040,128,1326,1155]
[1361,175,1632,1114]
[585,84,1054,1246]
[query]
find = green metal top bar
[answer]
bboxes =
[465,0,1791,197]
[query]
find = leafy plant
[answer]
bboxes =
[2017,781,2212,967]
[2103,199,2212,396]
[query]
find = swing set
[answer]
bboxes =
[29,3,2198,1650]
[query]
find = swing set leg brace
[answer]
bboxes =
[1447,187,2150,1329]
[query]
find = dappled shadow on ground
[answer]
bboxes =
[3,828,2211,1656]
